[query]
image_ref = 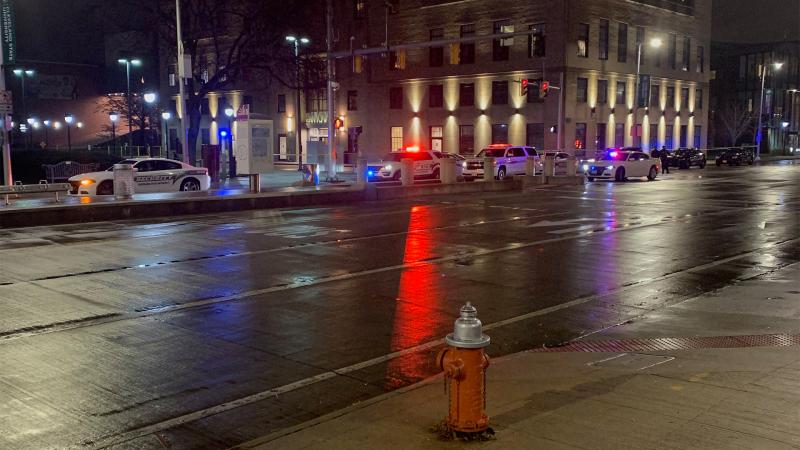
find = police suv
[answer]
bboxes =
[367,148,443,181]
[462,144,540,181]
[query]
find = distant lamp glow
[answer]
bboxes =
[143,92,157,104]
[774,62,784,70]
[43,120,51,127]
[782,121,790,128]
[224,107,235,118]
[650,38,663,49]
[76,122,84,129]
[162,111,172,120]
[285,35,297,42]
[26,117,34,125]
[300,37,310,44]
[109,113,119,122]
[64,114,74,124]
[53,121,62,130]
[32,121,40,129]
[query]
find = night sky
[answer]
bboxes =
[713,0,800,44]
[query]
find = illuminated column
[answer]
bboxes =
[208,93,220,145]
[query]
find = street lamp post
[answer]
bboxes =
[224,107,236,176]
[118,58,142,149]
[64,114,74,151]
[634,38,662,150]
[13,69,35,149]
[143,92,157,156]
[755,61,784,160]
[26,117,35,149]
[43,120,50,148]
[286,35,310,170]
[109,112,119,152]
[161,111,171,158]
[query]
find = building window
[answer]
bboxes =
[354,0,365,19]
[389,86,403,109]
[680,124,688,147]
[430,28,444,67]
[459,125,474,155]
[666,86,675,108]
[493,20,513,61]
[459,83,475,107]
[389,50,406,70]
[616,81,626,106]
[598,79,608,104]
[694,125,702,148]
[491,124,508,144]
[696,46,704,73]
[526,123,544,149]
[460,24,476,64]
[492,80,508,105]
[575,123,587,149]
[596,123,607,150]
[617,22,628,63]
[695,88,702,110]
[635,26,645,65]
[306,89,326,112]
[681,87,689,109]
[577,23,589,58]
[577,77,588,103]
[277,94,286,113]
[430,126,443,151]
[347,90,358,111]
[429,84,444,108]
[668,34,677,69]
[651,84,660,108]
[649,123,658,149]
[390,126,403,151]
[614,123,624,148]
[528,23,546,58]
[599,20,609,60]
[168,71,176,87]
[682,36,691,71]
[665,125,674,149]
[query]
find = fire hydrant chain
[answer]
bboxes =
[437,302,491,435]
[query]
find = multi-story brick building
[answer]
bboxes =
[164,0,711,168]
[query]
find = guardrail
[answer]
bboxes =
[0,181,71,205]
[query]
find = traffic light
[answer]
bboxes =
[334,117,344,130]
[520,79,529,96]
[540,80,550,98]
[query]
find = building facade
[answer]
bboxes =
[711,40,800,152]
[162,0,711,168]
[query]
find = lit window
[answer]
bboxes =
[391,126,403,151]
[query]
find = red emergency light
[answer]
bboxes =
[405,145,421,152]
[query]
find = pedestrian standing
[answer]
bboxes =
[660,146,670,174]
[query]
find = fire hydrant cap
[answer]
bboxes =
[445,302,490,348]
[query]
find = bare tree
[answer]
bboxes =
[95,94,161,148]
[718,101,755,146]
[107,0,324,162]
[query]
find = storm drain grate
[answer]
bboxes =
[533,334,800,353]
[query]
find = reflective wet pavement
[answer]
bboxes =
[1,162,799,449]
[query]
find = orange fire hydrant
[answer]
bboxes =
[436,302,491,434]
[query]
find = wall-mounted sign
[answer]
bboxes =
[0,0,16,64]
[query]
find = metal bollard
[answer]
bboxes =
[248,174,261,193]
[356,158,368,183]
[436,302,491,435]
[400,158,414,186]
[525,156,537,176]
[544,155,555,177]
[565,156,578,176]
[440,157,457,184]
[113,163,135,200]
[483,157,496,182]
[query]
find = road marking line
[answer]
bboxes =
[82,238,800,449]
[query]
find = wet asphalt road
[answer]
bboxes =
[1,162,799,449]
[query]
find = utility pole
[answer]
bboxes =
[325,0,337,180]
[0,40,11,185]
[176,0,190,164]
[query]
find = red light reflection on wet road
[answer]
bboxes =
[384,205,444,389]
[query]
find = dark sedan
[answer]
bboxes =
[667,148,707,169]
[715,148,754,167]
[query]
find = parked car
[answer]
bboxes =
[435,152,465,178]
[667,148,707,169]
[462,144,540,181]
[715,148,755,167]
[541,151,573,175]
[68,158,211,196]
[586,150,661,182]
[367,148,443,181]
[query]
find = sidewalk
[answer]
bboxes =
[239,263,800,450]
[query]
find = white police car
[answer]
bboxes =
[462,144,540,180]
[585,150,661,182]
[69,158,211,195]
[366,147,443,181]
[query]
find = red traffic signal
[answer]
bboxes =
[334,117,344,129]
[521,79,529,96]
[540,80,550,98]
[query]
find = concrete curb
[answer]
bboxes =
[0,178,551,228]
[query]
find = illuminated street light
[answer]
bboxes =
[755,61,784,160]
[144,92,157,104]
[64,114,74,151]
[286,35,311,169]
